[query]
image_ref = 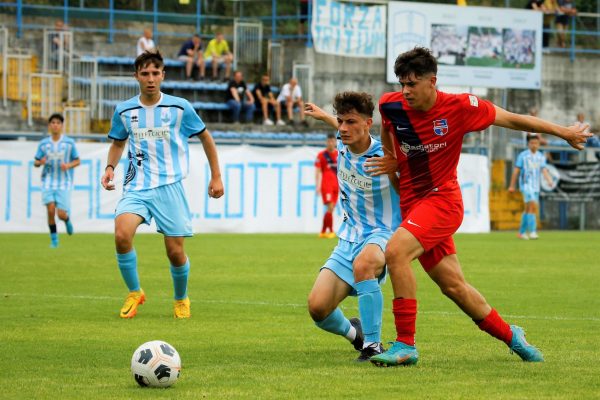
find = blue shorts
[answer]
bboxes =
[321,232,390,296]
[42,189,71,211]
[115,181,193,237]
[522,189,540,204]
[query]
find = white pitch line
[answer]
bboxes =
[3,292,600,322]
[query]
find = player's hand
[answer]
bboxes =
[304,102,327,121]
[564,123,593,150]
[60,162,69,171]
[208,177,224,199]
[315,186,321,195]
[101,171,115,190]
[364,148,398,176]
[508,186,515,193]
[36,157,47,166]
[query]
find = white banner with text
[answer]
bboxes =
[0,142,489,233]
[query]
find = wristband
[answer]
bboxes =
[105,164,115,172]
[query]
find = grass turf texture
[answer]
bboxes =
[1,232,599,399]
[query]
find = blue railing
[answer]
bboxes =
[0,0,597,59]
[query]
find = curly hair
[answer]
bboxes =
[394,47,437,80]
[332,92,374,118]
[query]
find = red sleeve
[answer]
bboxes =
[458,94,496,134]
[378,93,394,131]
[315,152,323,169]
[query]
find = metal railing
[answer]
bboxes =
[233,19,263,70]
[2,1,596,60]
[0,26,7,107]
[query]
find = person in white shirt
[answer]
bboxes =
[277,77,308,126]
[136,28,155,56]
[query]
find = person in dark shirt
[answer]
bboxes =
[252,74,284,126]
[226,71,255,123]
[177,34,205,80]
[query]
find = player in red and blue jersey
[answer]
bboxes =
[315,133,339,238]
[365,47,591,366]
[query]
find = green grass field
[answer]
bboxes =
[1,232,599,399]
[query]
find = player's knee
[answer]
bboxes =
[114,228,133,250]
[353,260,376,282]
[307,295,329,321]
[439,280,467,301]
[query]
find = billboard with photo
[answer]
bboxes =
[387,2,542,89]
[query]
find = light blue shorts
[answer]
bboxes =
[42,189,71,211]
[115,181,193,237]
[321,232,390,296]
[522,189,540,204]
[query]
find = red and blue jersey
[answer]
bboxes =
[315,149,338,190]
[379,90,496,207]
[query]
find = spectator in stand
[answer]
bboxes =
[298,0,309,36]
[555,0,577,48]
[50,19,70,57]
[575,112,591,133]
[177,34,205,81]
[526,0,550,47]
[136,28,156,56]
[226,71,255,124]
[253,74,285,126]
[277,77,308,126]
[204,31,233,81]
[542,0,558,47]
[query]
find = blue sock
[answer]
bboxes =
[355,279,383,344]
[315,307,351,337]
[170,258,190,300]
[50,232,58,244]
[117,249,140,291]
[519,213,528,234]
[528,213,537,233]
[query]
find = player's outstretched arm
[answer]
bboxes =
[304,102,338,129]
[493,106,592,150]
[199,129,224,199]
[101,140,126,190]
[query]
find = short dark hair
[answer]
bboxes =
[526,133,540,142]
[332,92,374,118]
[394,47,437,80]
[134,50,164,72]
[327,132,336,139]
[48,113,64,123]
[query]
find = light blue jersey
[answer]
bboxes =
[108,92,206,191]
[336,134,401,243]
[34,135,79,190]
[515,149,547,193]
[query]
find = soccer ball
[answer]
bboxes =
[131,340,181,388]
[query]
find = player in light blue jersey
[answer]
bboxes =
[33,113,80,248]
[100,51,224,319]
[305,92,401,362]
[509,133,553,240]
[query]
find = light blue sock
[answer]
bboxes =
[519,213,528,234]
[315,307,351,337]
[355,279,383,344]
[117,249,140,291]
[170,258,190,300]
[528,213,537,233]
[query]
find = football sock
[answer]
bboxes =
[475,308,513,345]
[392,298,417,346]
[519,213,528,234]
[320,213,327,233]
[49,224,58,244]
[528,213,537,233]
[325,211,333,232]
[356,279,383,344]
[315,307,353,339]
[170,258,190,300]
[117,249,140,292]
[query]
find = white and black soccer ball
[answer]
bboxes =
[131,340,181,388]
